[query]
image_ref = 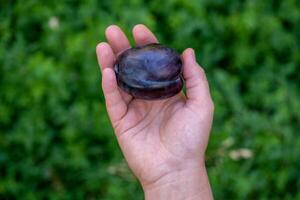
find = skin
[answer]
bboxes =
[96,24,214,200]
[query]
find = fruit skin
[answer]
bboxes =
[114,43,183,100]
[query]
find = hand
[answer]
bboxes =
[96,24,214,200]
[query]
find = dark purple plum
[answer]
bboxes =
[114,43,183,100]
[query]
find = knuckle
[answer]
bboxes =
[198,66,205,74]
[207,99,215,112]
[195,65,206,79]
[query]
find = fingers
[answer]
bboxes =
[182,48,214,110]
[105,25,131,54]
[132,24,158,45]
[98,24,159,108]
[102,68,128,125]
[96,42,115,71]
[98,25,133,103]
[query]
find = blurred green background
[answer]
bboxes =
[1,0,300,199]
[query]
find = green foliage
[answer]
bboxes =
[1,0,300,199]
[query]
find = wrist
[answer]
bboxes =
[142,165,213,200]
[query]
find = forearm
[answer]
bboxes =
[142,166,213,200]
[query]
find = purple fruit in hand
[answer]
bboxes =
[114,43,183,100]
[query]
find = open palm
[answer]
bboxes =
[96,25,214,191]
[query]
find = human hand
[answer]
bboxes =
[96,24,214,200]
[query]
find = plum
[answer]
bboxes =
[114,43,183,100]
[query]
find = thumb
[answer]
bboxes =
[182,48,214,111]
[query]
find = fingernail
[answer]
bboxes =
[190,48,195,60]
